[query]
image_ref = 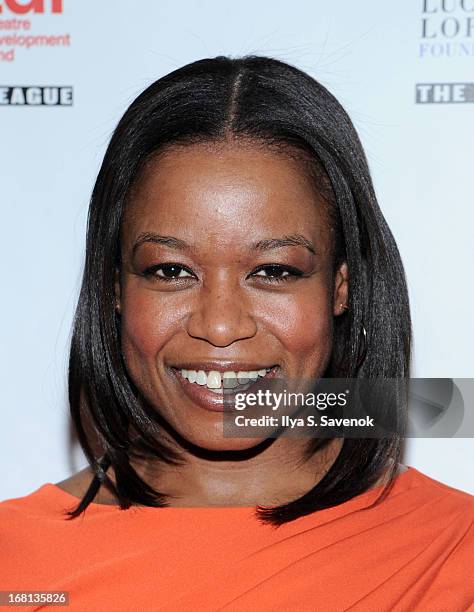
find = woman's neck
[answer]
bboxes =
[130,436,343,507]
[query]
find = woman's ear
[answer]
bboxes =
[333,261,349,316]
[114,267,121,315]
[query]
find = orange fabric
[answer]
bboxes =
[0,467,472,611]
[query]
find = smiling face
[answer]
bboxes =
[116,140,348,451]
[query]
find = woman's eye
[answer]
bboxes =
[251,265,303,282]
[145,264,195,281]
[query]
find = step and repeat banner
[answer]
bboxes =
[1,0,473,498]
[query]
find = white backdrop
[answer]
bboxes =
[1,0,473,500]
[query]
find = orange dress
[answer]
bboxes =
[0,466,472,611]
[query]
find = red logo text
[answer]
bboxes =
[0,0,63,14]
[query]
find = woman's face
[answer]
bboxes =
[117,141,348,451]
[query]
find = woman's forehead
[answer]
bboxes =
[122,142,333,247]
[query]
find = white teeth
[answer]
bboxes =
[179,367,272,389]
[237,371,249,384]
[196,370,207,386]
[223,371,238,389]
[206,371,221,389]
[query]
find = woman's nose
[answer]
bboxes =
[185,280,258,347]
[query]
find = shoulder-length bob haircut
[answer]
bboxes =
[67,55,411,524]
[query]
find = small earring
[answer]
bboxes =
[340,303,349,313]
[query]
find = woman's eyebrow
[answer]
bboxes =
[132,233,190,255]
[251,234,316,255]
[132,232,316,255]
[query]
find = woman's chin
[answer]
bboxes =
[185,434,271,453]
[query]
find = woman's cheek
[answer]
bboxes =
[120,289,184,380]
[260,292,333,370]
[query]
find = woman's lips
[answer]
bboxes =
[170,366,280,413]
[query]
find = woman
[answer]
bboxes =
[1,55,472,611]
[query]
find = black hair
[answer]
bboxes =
[66,55,411,524]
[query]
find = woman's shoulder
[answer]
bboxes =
[1,467,118,517]
[0,470,120,576]
[405,466,473,504]
[393,467,474,530]
[368,465,474,533]
[0,467,118,520]
[405,467,474,525]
